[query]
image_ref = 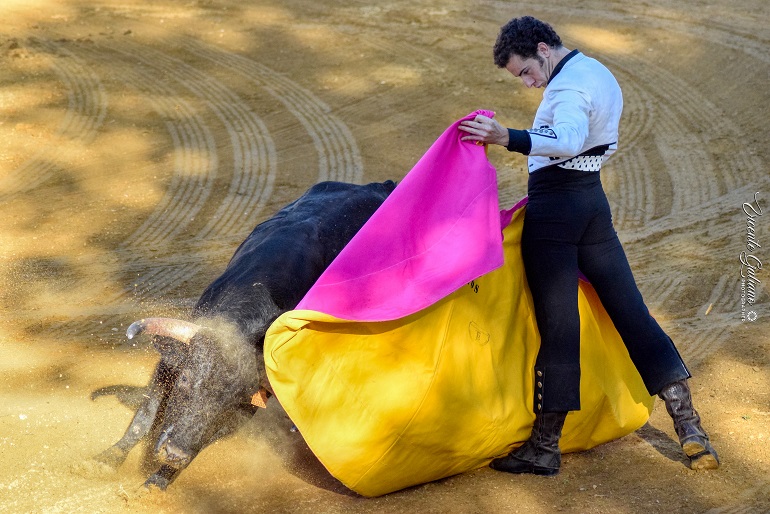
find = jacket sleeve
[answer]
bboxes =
[526,88,591,158]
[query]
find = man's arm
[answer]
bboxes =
[458,89,591,157]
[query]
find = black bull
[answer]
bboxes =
[93,180,396,489]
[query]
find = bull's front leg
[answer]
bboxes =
[92,360,176,470]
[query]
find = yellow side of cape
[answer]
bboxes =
[264,207,653,497]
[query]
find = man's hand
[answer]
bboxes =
[458,114,509,147]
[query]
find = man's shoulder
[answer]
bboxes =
[553,52,619,91]
[566,52,613,76]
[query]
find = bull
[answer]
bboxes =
[92,180,396,489]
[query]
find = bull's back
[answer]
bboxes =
[196,181,396,315]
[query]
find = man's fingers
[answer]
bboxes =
[458,124,483,135]
[459,115,506,146]
[459,117,498,144]
[460,121,489,134]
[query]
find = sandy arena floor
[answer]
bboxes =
[0,0,768,512]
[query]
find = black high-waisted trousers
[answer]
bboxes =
[521,166,690,413]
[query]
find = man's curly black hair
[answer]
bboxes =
[493,16,562,68]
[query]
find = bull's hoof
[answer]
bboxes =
[142,474,171,491]
[70,457,119,478]
[140,465,179,491]
[92,446,129,469]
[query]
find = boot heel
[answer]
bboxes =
[531,465,560,476]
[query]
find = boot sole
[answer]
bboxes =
[683,441,720,470]
[491,465,560,476]
[490,458,560,476]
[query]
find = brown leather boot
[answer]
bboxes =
[489,411,568,476]
[658,379,720,470]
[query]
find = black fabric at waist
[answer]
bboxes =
[527,165,602,195]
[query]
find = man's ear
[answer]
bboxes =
[537,42,551,58]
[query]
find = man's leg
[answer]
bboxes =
[577,198,718,469]
[490,207,579,476]
[521,210,582,413]
[577,233,690,393]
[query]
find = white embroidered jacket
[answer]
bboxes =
[526,50,623,174]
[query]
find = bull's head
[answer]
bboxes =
[127,317,263,471]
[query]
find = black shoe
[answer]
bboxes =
[658,379,720,470]
[490,411,567,476]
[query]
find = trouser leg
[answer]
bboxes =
[521,209,581,413]
[577,200,690,395]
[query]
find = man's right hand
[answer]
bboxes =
[458,114,510,147]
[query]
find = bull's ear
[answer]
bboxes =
[152,335,189,363]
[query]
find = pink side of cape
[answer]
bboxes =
[296,111,527,322]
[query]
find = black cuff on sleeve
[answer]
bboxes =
[506,128,532,155]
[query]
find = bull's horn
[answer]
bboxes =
[126,318,203,344]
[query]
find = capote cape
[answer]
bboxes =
[264,111,653,497]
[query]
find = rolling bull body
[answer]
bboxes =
[93,180,396,489]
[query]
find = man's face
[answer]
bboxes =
[505,54,548,89]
